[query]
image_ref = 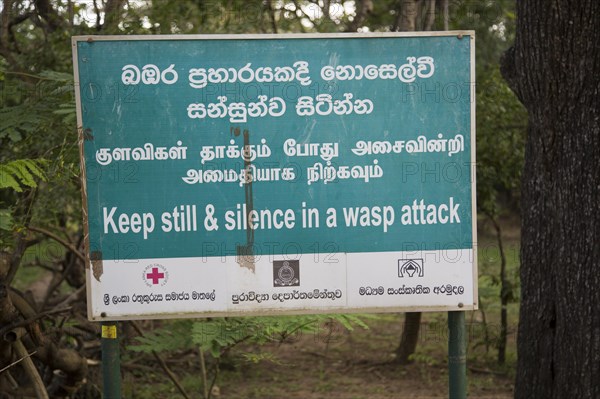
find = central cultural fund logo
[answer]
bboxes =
[398,259,424,278]
[143,264,169,287]
[273,260,300,287]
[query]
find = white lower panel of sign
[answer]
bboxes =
[88,249,475,320]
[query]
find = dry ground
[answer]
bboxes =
[121,313,515,399]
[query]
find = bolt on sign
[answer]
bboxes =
[72,32,477,321]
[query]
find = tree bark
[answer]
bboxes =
[501,1,600,397]
[395,312,422,364]
[442,0,448,30]
[394,0,418,32]
[346,0,373,32]
[424,0,436,31]
[488,215,508,364]
[102,0,126,31]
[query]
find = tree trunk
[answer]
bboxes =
[396,312,422,364]
[395,0,418,32]
[501,1,600,397]
[489,215,508,365]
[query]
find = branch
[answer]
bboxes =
[33,340,88,390]
[207,357,220,399]
[7,189,39,285]
[42,240,85,309]
[92,0,101,30]
[7,289,45,346]
[5,289,88,392]
[3,70,64,81]
[8,11,33,29]
[53,285,85,309]
[0,304,71,340]
[102,0,126,31]
[0,45,17,67]
[199,349,208,399]
[424,0,435,31]
[266,0,278,34]
[13,340,49,399]
[1,0,13,49]
[0,2,35,69]
[346,0,373,32]
[27,226,86,263]
[395,0,418,32]
[129,321,192,399]
[0,349,38,374]
[33,0,63,32]
[442,0,448,30]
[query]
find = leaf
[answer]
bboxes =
[129,320,194,353]
[38,70,74,82]
[0,170,22,192]
[8,163,34,187]
[54,102,77,124]
[334,314,370,331]
[0,106,47,142]
[8,130,22,142]
[0,159,47,192]
[0,209,14,230]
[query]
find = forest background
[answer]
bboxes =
[1,1,529,398]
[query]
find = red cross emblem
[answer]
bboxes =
[146,267,165,285]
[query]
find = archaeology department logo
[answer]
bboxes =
[143,264,169,287]
[273,260,300,287]
[398,259,424,278]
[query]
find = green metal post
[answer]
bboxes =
[101,321,122,399]
[448,311,466,399]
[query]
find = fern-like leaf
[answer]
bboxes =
[129,320,195,353]
[0,159,47,192]
[0,106,47,142]
[0,209,13,231]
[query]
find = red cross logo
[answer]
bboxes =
[146,267,165,285]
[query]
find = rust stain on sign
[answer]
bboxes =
[90,251,103,282]
[82,128,94,141]
[236,247,256,272]
[233,127,256,273]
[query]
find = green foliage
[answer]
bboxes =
[0,106,42,143]
[0,159,47,192]
[129,314,366,397]
[240,351,280,364]
[476,67,527,216]
[475,233,521,358]
[129,321,196,353]
[130,314,368,360]
[409,351,440,366]
[0,209,13,231]
[0,64,80,245]
[0,2,525,394]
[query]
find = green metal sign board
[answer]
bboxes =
[73,32,477,320]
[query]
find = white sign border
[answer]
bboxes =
[72,32,478,321]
